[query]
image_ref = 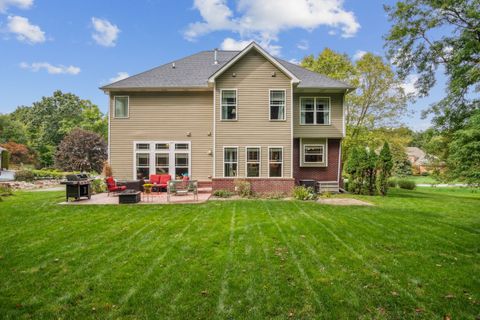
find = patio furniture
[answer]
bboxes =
[117,179,145,192]
[61,174,92,202]
[167,179,198,202]
[148,174,172,191]
[105,176,127,196]
[118,190,141,204]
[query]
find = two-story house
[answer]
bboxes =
[100,42,352,193]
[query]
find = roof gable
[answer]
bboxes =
[207,42,299,84]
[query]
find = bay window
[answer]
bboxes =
[300,97,330,125]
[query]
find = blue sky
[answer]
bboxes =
[0,0,445,130]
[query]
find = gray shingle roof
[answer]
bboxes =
[101,50,352,90]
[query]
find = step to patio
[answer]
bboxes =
[198,187,212,194]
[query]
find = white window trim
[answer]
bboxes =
[303,144,325,164]
[268,146,284,178]
[269,89,286,121]
[299,96,331,126]
[299,138,328,167]
[114,96,129,119]
[223,146,239,178]
[220,89,238,121]
[245,146,261,178]
[132,141,191,180]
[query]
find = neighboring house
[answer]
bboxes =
[406,147,439,174]
[100,42,353,193]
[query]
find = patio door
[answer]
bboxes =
[134,141,191,179]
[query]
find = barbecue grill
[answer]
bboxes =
[61,174,92,202]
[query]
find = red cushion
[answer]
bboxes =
[149,174,161,184]
[182,176,190,182]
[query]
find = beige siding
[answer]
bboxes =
[215,50,293,178]
[293,92,344,138]
[109,91,213,181]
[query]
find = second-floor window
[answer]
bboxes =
[300,97,330,125]
[114,96,129,118]
[270,90,286,120]
[221,90,237,120]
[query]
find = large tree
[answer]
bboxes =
[55,128,107,173]
[384,0,480,132]
[9,91,107,167]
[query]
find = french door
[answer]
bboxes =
[134,141,191,180]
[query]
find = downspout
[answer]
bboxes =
[212,82,216,179]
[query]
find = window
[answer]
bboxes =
[134,141,191,179]
[114,96,129,118]
[224,147,238,177]
[269,147,283,177]
[246,147,260,177]
[155,143,169,150]
[136,143,150,150]
[155,153,169,174]
[221,90,237,120]
[300,97,330,125]
[175,143,189,150]
[304,145,324,163]
[175,153,189,177]
[270,90,285,120]
[136,153,150,179]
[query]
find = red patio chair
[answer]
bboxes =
[105,176,127,196]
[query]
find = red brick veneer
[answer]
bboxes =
[212,178,295,194]
[293,138,341,184]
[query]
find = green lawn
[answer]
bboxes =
[0,188,479,319]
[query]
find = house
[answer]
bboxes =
[100,42,353,193]
[406,146,441,174]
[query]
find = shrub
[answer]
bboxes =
[55,128,107,173]
[376,142,393,196]
[388,179,398,188]
[292,186,317,201]
[234,179,253,198]
[213,189,233,198]
[15,169,35,182]
[102,161,113,177]
[1,150,9,170]
[90,178,106,194]
[32,169,65,180]
[0,184,13,196]
[397,179,416,190]
[1,142,35,166]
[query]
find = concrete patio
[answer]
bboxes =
[60,189,211,205]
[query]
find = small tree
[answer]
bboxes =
[1,150,9,170]
[1,142,36,165]
[55,128,107,173]
[345,146,361,194]
[365,149,378,195]
[376,142,393,196]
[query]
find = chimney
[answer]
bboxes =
[214,48,218,65]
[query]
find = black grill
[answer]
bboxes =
[61,174,92,202]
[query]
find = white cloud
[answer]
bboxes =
[109,72,129,83]
[297,39,309,50]
[328,30,336,36]
[91,17,119,47]
[220,37,281,56]
[7,15,45,43]
[353,50,367,61]
[185,0,360,54]
[401,74,419,95]
[288,58,300,65]
[20,62,80,75]
[0,0,32,13]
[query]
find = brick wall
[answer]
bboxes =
[293,138,341,184]
[212,178,295,194]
